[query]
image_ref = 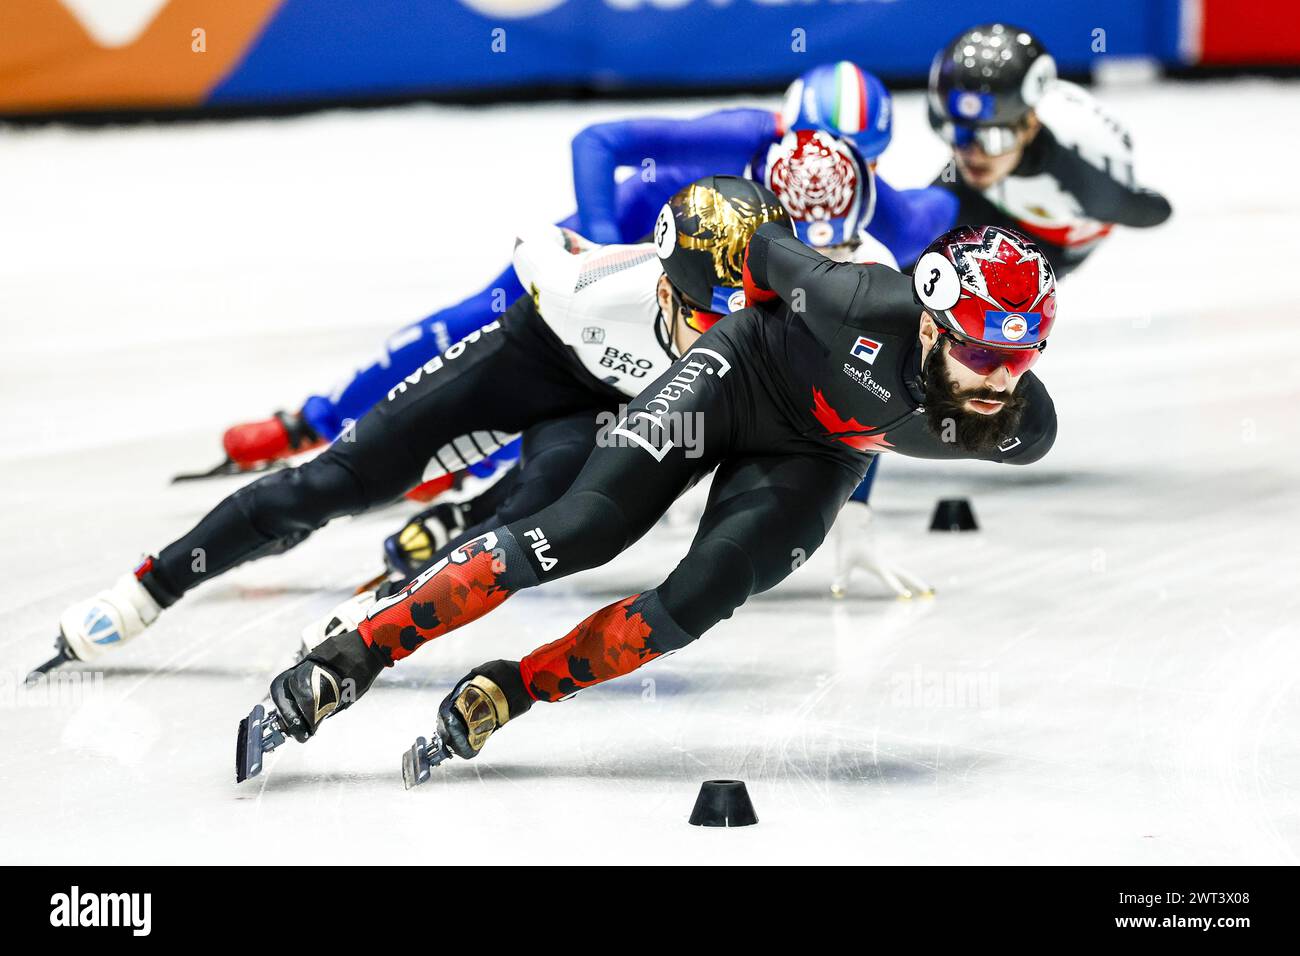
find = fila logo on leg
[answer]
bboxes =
[523,528,558,571]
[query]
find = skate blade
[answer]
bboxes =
[235,704,286,783]
[26,635,75,685]
[172,458,287,484]
[402,732,455,790]
[402,737,432,790]
[235,708,260,783]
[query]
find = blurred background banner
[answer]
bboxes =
[1,0,1297,116]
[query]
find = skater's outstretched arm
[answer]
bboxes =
[572,109,778,244]
[745,221,866,350]
[1031,84,1172,230]
[1041,127,1172,229]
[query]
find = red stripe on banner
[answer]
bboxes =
[1199,0,1300,64]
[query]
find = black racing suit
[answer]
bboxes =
[350,223,1057,708]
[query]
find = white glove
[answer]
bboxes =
[829,501,933,600]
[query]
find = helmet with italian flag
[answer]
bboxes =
[781,61,892,161]
[912,225,1057,349]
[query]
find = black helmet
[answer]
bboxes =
[654,175,790,317]
[928,23,1056,154]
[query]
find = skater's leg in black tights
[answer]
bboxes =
[443,410,603,553]
[354,338,747,664]
[143,299,609,605]
[518,453,861,699]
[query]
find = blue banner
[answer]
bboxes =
[210,0,1184,105]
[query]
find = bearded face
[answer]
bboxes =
[922,341,1028,455]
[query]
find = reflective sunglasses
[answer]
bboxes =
[940,122,1022,157]
[940,326,1045,376]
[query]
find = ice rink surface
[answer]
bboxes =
[2,79,1299,865]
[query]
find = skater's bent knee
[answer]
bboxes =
[494,463,579,526]
[516,488,629,572]
[657,537,755,637]
[699,487,829,593]
[234,456,368,538]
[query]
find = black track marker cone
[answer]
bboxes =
[689,780,758,827]
[930,498,978,532]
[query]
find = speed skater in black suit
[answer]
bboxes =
[233,194,1061,784]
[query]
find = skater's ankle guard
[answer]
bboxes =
[134,556,181,609]
[467,660,533,721]
[437,661,531,759]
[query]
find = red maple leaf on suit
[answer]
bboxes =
[811,389,894,452]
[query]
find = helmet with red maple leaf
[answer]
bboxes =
[912,225,1056,348]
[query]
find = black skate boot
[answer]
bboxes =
[235,628,385,782]
[402,660,533,789]
[383,501,469,577]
